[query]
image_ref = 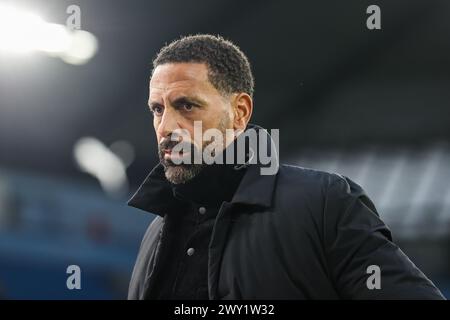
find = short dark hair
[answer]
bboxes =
[153,34,254,98]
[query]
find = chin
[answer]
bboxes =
[164,164,202,184]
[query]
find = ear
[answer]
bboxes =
[232,93,253,132]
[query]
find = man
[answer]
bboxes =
[127,34,445,299]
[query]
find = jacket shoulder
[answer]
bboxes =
[277,164,348,193]
[274,164,371,225]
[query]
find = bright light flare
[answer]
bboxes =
[74,137,129,197]
[0,6,45,53]
[0,4,98,64]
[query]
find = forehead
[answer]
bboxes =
[150,63,213,97]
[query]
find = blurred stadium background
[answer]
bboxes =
[0,0,449,299]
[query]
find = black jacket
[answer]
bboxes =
[127,127,445,300]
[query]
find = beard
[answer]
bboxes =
[158,114,231,184]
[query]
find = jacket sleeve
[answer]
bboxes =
[323,174,445,300]
[128,216,164,300]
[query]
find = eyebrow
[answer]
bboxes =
[148,101,163,109]
[171,96,206,107]
[148,95,207,109]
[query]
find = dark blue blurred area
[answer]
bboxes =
[0,169,153,299]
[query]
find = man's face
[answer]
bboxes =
[149,62,234,184]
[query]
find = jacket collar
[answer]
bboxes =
[127,124,278,216]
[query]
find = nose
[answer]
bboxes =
[156,107,180,140]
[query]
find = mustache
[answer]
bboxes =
[158,138,197,153]
[158,133,232,166]
[158,138,200,165]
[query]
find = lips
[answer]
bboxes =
[163,148,190,160]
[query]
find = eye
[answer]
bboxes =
[151,105,164,116]
[182,103,194,112]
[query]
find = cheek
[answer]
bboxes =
[178,126,200,147]
[183,128,197,145]
[197,112,218,129]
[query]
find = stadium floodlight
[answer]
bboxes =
[74,137,130,197]
[0,4,97,65]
